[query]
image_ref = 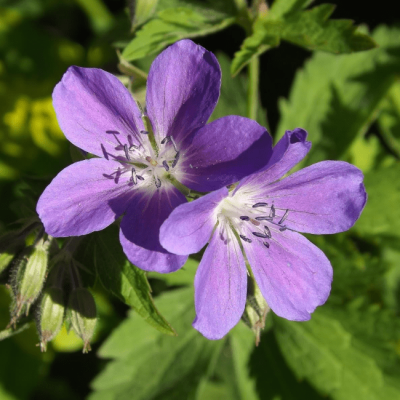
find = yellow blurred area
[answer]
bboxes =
[0,8,22,33]
[52,324,84,353]
[2,96,65,157]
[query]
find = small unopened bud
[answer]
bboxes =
[68,288,97,353]
[241,276,270,346]
[37,287,65,352]
[12,237,50,320]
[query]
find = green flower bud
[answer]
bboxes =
[68,288,97,353]
[242,277,270,346]
[37,287,65,352]
[12,237,50,319]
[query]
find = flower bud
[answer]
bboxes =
[37,287,65,352]
[241,276,270,346]
[12,237,50,319]
[68,288,97,353]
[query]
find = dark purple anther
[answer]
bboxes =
[255,216,273,221]
[270,205,275,218]
[140,130,149,135]
[252,202,268,208]
[240,216,250,221]
[263,225,271,238]
[263,241,270,248]
[171,151,180,168]
[124,144,130,160]
[240,234,252,243]
[162,161,170,171]
[252,232,269,239]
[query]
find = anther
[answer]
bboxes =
[162,161,169,171]
[240,235,252,243]
[129,144,139,150]
[263,226,271,238]
[161,136,168,145]
[124,144,130,160]
[171,151,180,168]
[130,167,137,184]
[279,209,289,225]
[255,216,273,221]
[240,216,250,221]
[170,136,178,152]
[263,241,270,248]
[252,202,268,208]
[140,130,149,135]
[270,205,275,218]
[252,232,269,239]
[137,175,144,181]
[279,226,287,232]
[154,176,161,188]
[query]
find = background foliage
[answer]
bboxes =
[0,0,399,399]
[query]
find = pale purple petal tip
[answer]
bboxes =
[193,228,247,339]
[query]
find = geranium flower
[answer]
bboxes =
[37,40,272,272]
[160,128,367,339]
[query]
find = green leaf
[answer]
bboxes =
[377,81,400,158]
[276,26,400,167]
[90,288,225,400]
[274,310,400,400]
[130,0,159,31]
[75,225,176,336]
[231,2,376,76]
[355,164,400,237]
[122,4,236,61]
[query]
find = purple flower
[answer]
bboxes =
[37,40,272,273]
[160,128,367,339]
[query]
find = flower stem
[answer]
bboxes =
[247,56,259,122]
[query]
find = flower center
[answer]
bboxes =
[216,194,290,248]
[120,132,181,189]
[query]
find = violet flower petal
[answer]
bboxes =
[119,186,187,273]
[146,40,220,145]
[236,128,311,192]
[259,161,367,234]
[180,116,272,192]
[37,158,133,237]
[160,187,228,255]
[192,228,247,340]
[242,229,333,321]
[53,66,144,158]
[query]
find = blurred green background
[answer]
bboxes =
[1,0,400,399]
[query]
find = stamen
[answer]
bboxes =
[252,232,269,239]
[130,167,137,184]
[263,241,270,248]
[154,176,161,188]
[279,226,287,232]
[124,144,130,160]
[162,160,169,171]
[255,216,273,221]
[279,209,289,225]
[137,175,144,181]
[240,235,252,243]
[129,144,139,150]
[161,136,168,145]
[240,216,250,221]
[140,130,149,135]
[171,151,180,168]
[263,226,271,238]
[252,202,268,208]
[270,205,275,218]
[170,136,178,152]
